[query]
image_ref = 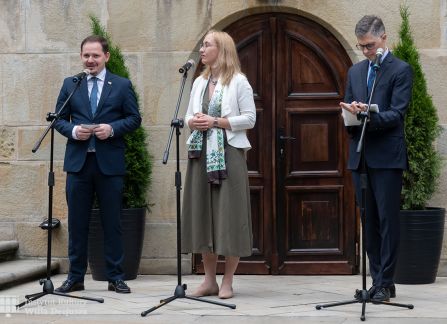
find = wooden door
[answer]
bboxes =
[194,13,358,275]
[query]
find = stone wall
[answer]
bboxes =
[1,0,446,275]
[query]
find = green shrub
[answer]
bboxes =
[393,5,442,210]
[90,15,152,209]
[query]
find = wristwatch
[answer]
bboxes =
[213,117,218,127]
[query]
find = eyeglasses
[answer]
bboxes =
[356,42,376,51]
[356,34,385,51]
[200,42,216,49]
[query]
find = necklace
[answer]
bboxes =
[210,74,218,85]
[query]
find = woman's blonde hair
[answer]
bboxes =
[201,30,241,86]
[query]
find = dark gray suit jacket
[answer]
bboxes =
[345,52,413,170]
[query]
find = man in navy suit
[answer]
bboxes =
[54,35,141,294]
[340,15,413,302]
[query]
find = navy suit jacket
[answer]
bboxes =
[54,71,141,175]
[345,52,413,170]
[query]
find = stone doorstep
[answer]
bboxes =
[0,259,59,290]
[0,240,19,261]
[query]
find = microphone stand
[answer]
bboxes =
[16,76,104,309]
[315,66,413,321]
[141,68,236,316]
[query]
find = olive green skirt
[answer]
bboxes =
[181,138,253,257]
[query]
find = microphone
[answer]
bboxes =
[372,48,384,70]
[179,59,195,73]
[72,69,90,82]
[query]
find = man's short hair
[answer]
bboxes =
[80,35,109,53]
[355,15,385,37]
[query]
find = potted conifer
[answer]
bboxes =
[393,5,445,284]
[87,16,152,280]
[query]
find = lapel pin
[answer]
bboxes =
[108,81,112,85]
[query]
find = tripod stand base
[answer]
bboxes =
[141,284,236,316]
[16,278,104,309]
[315,289,413,321]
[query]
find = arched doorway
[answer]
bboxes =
[194,13,358,275]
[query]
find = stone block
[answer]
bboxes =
[420,50,447,124]
[146,125,188,161]
[148,161,187,223]
[429,164,447,210]
[53,257,70,274]
[138,257,191,275]
[107,0,210,51]
[0,0,25,52]
[25,0,103,52]
[141,52,196,126]
[208,0,247,29]
[17,127,66,161]
[3,54,66,125]
[53,162,68,221]
[438,125,447,156]
[0,223,15,241]
[141,223,177,258]
[16,221,68,257]
[123,54,140,88]
[0,162,46,221]
[0,127,16,160]
[0,56,3,126]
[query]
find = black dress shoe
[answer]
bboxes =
[354,285,377,300]
[108,280,131,293]
[355,284,396,300]
[55,279,85,293]
[371,287,391,302]
[389,284,396,298]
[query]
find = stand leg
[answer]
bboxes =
[141,283,235,317]
[315,285,413,321]
[16,279,104,309]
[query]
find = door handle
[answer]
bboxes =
[278,135,295,157]
[279,135,296,141]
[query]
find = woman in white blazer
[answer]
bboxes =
[182,30,256,299]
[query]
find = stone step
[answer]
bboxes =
[0,240,19,262]
[0,259,59,290]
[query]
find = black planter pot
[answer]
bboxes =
[88,208,146,281]
[394,207,445,284]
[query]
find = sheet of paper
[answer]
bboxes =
[341,104,379,126]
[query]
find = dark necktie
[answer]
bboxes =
[367,62,376,96]
[88,77,98,151]
[90,77,98,115]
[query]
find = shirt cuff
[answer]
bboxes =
[72,126,79,140]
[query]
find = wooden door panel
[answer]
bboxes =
[287,39,339,95]
[285,186,343,252]
[287,110,342,175]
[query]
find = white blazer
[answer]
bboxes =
[185,73,256,150]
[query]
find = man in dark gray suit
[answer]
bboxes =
[54,35,141,294]
[340,15,413,302]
